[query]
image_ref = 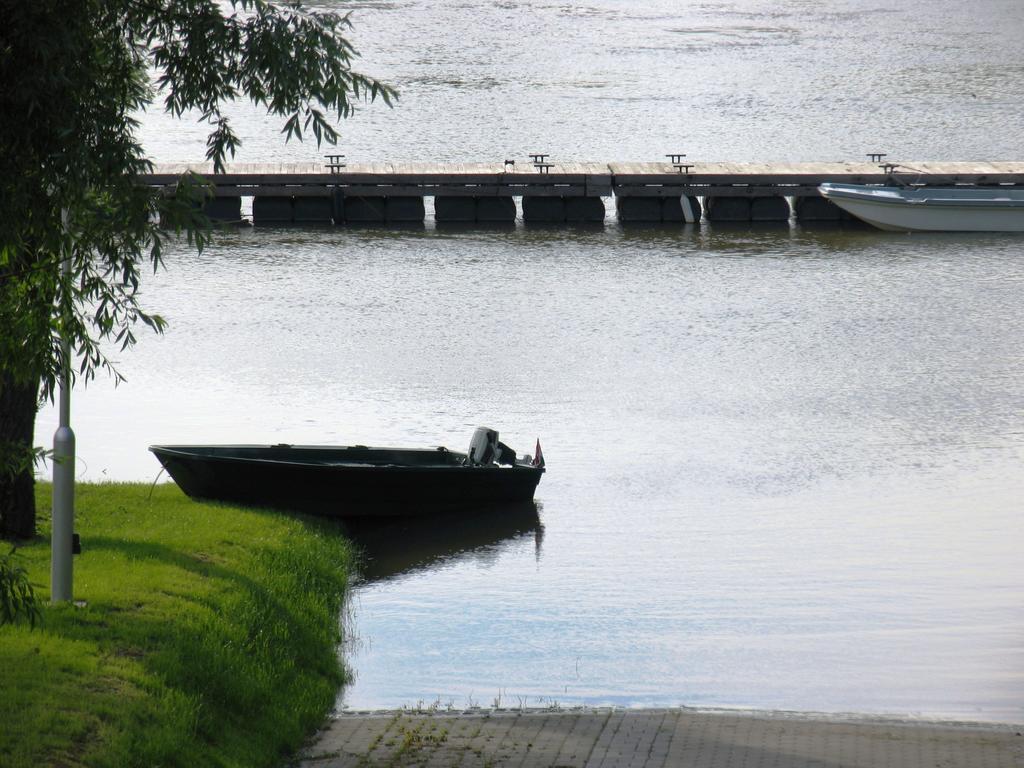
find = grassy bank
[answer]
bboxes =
[0,482,354,768]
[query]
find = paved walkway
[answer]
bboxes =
[297,708,1023,767]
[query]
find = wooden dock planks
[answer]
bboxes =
[142,161,1024,196]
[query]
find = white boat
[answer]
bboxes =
[818,183,1024,232]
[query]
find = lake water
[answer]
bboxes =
[37,0,1024,722]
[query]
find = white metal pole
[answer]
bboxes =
[51,208,74,603]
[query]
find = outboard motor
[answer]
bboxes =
[467,427,499,465]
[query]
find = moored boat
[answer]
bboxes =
[150,427,545,517]
[818,183,1024,232]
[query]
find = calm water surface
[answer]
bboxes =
[37,0,1024,722]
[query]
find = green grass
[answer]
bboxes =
[0,482,354,768]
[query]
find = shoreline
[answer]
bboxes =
[333,704,1024,731]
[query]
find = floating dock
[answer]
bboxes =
[141,161,1024,225]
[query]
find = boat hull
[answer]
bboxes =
[819,183,1024,232]
[149,444,544,517]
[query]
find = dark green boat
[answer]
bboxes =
[149,428,544,518]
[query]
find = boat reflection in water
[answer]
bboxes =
[341,501,543,584]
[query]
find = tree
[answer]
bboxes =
[0,547,42,627]
[0,0,394,538]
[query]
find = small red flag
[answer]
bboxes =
[532,439,545,468]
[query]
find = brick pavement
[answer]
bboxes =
[296,708,1023,768]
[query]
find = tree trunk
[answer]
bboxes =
[0,372,39,540]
